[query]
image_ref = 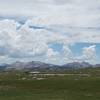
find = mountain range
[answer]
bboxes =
[0,61,100,72]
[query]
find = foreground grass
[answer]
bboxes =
[0,72,100,100]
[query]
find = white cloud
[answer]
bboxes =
[70,32,100,43]
[0,0,100,28]
[45,48,60,64]
[0,18,99,64]
[0,0,100,64]
[46,48,59,58]
[82,45,96,60]
[75,45,97,63]
[0,19,73,64]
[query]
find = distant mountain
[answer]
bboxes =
[62,62,93,69]
[0,64,8,71]
[0,61,99,72]
[94,64,100,68]
[6,61,60,71]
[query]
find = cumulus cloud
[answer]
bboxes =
[46,48,59,58]
[0,0,100,64]
[75,45,97,63]
[82,45,96,60]
[0,18,99,64]
[0,19,73,64]
[46,48,60,64]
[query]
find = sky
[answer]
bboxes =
[0,0,100,65]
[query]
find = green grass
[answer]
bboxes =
[0,71,100,100]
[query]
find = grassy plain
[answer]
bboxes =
[0,68,100,100]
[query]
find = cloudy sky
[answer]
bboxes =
[0,0,100,65]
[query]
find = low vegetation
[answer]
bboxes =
[0,67,99,100]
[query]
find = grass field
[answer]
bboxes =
[0,70,100,100]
